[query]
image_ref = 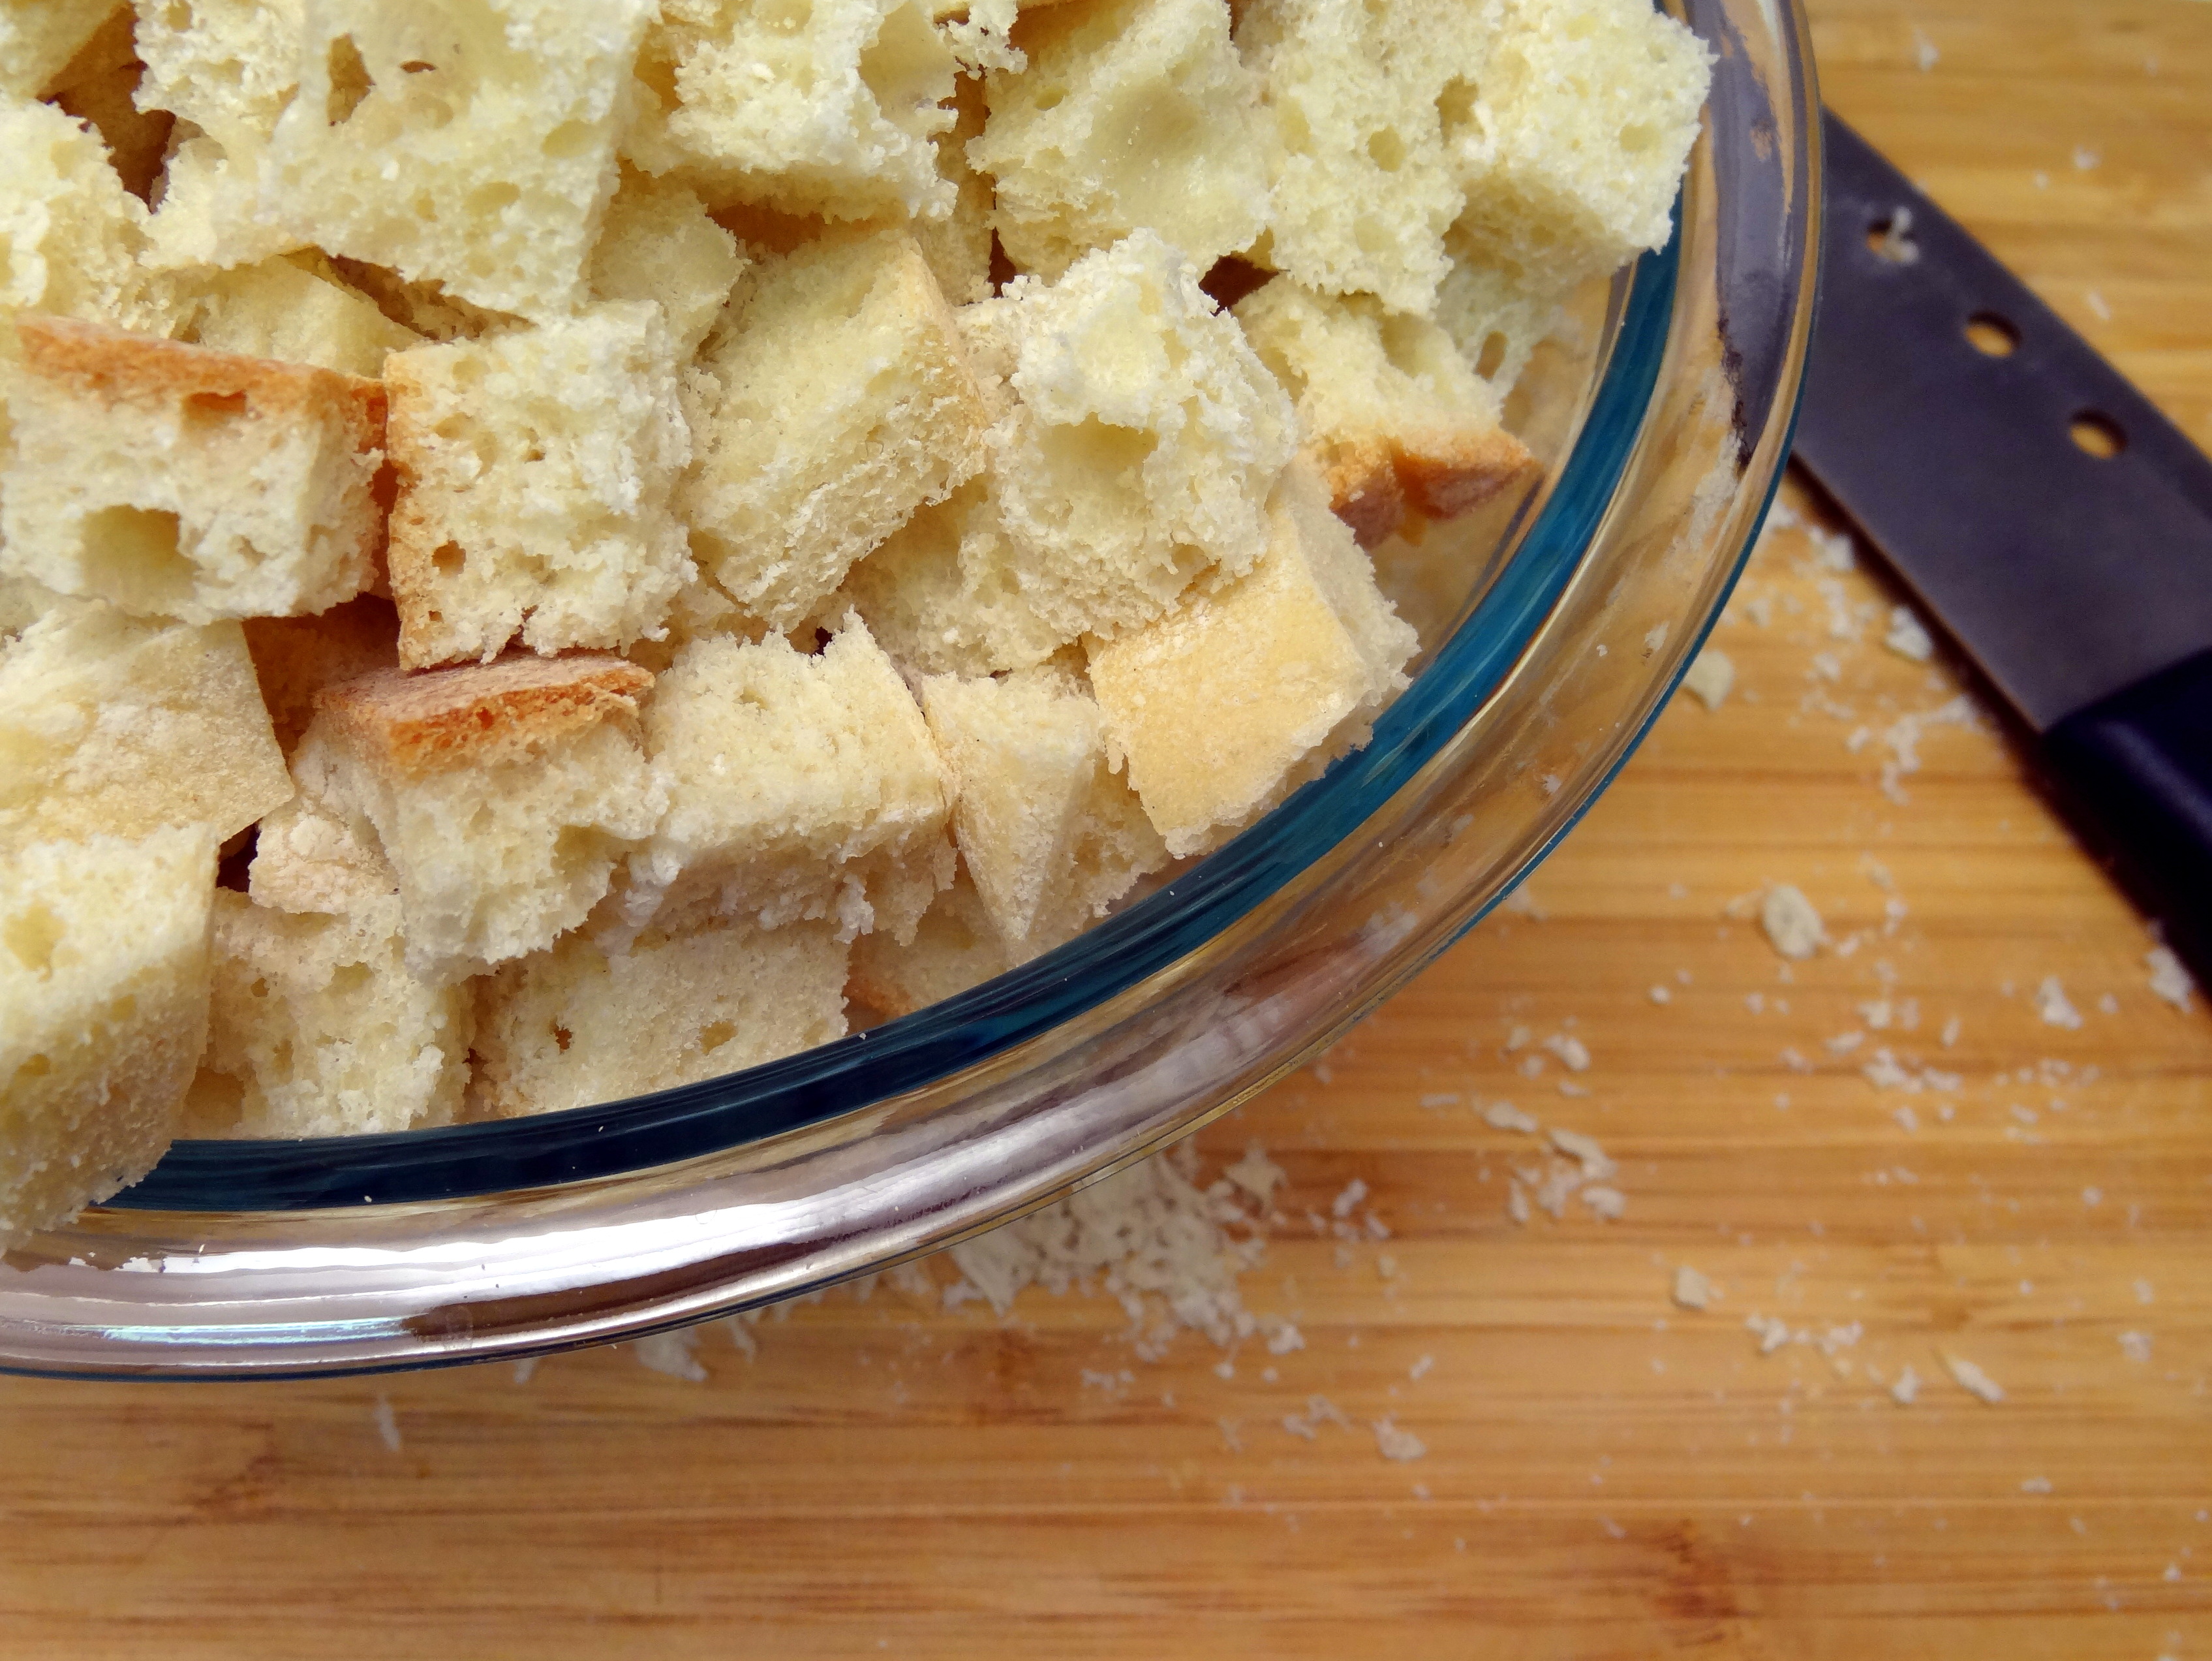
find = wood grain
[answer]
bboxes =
[5,3,2212,1654]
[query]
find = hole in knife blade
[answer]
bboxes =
[1866,209,1920,265]
[2068,411,2126,459]
[1964,313,2020,357]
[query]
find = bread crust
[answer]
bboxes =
[16,313,387,448]
[315,653,653,778]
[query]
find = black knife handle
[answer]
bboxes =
[2042,647,2212,982]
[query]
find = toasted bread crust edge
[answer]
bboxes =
[315,653,653,777]
[16,313,388,447]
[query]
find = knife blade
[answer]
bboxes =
[1792,110,2212,990]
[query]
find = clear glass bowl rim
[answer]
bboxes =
[0,0,1823,1379]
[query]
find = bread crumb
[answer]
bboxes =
[1882,605,1934,662]
[1940,1351,2006,1404]
[2147,946,2196,1012]
[2035,976,2084,1030]
[1543,1033,1591,1072]
[2119,1331,2153,1363]
[635,1328,709,1382]
[1890,1364,1920,1405]
[1409,1354,1434,1380]
[1672,1265,1715,1310]
[1649,985,1671,1004]
[1331,1178,1370,1219]
[1482,1101,1540,1133]
[1760,884,1825,960]
[2072,146,2100,170]
[1371,1417,1426,1462]
[1912,27,1939,70]
[511,1358,538,1384]
[1682,647,1735,709]
[2021,1476,2052,1495]
[1744,1313,1791,1354]
[371,1394,401,1452]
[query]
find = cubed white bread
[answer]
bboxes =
[921,663,1166,959]
[838,478,1065,677]
[1239,0,1492,317]
[241,594,402,754]
[0,826,215,1245]
[679,230,991,632]
[912,72,993,305]
[1447,0,1710,286]
[970,0,1268,281]
[384,303,694,667]
[0,95,162,331]
[1433,235,1567,397]
[625,620,955,943]
[291,653,664,977]
[0,316,386,623]
[174,255,423,378]
[132,0,305,144]
[1234,278,1531,546]
[0,595,291,849]
[258,0,656,320]
[959,230,1295,642]
[847,862,1008,1018]
[247,787,399,918]
[630,0,957,224]
[471,914,848,1119]
[0,1,117,98]
[589,171,748,357]
[141,131,303,274]
[188,888,471,1138]
[1086,462,1415,856]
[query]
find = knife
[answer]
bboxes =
[1791,110,2212,991]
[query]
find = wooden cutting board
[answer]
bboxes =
[5,3,2211,1654]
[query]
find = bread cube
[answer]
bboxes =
[839,478,1065,677]
[131,0,302,136]
[922,664,1167,959]
[385,303,694,667]
[241,595,402,754]
[1235,279,1531,546]
[1449,0,1710,287]
[177,256,423,379]
[247,789,399,919]
[472,914,848,1118]
[0,596,291,849]
[0,826,215,1244]
[0,317,386,623]
[1086,463,1415,856]
[189,888,471,1138]
[290,653,664,977]
[1434,236,1567,397]
[258,0,655,320]
[625,620,955,943]
[848,863,1009,1019]
[630,0,957,223]
[680,230,990,631]
[960,230,1295,642]
[970,0,1268,281]
[0,1,117,99]
[589,172,748,357]
[0,96,161,331]
[1238,0,1477,317]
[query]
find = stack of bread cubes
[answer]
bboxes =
[0,0,1708,1243]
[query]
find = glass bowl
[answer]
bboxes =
[0,0,1820,1378]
